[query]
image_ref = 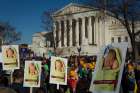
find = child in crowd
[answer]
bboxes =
[68,67,78,93]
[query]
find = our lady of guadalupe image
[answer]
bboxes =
[50,57,67,85]
[90,43,128,93]
[24,61,41,87]
[2,45,19,70]
[93,47,122,91]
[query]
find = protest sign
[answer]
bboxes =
[2,45,20,70]
[50,56,67,85]
[24,61,41,87]
[0,53,2,63]
[90,43,128,93]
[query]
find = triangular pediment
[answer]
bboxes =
[53,3,96,16]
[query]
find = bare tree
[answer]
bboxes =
[0,22,21,45]
[42,9,57,51]
[42,9,55,32]
[42,8,75,55]
[91,0,140,61]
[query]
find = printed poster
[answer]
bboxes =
[24,61,41,87]
[50,56,67,85]
[90,43,128,93]
[0,53,2,63]
[2,45,20,70]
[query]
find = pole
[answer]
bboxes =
[57,84,59,90]
[10,70,14,84]
[30,87,33,93]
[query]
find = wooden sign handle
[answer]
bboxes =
[57,84,59,90]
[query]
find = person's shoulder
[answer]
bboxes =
[10,83,21,88]
[0,87,17,93]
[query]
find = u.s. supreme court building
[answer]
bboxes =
[52,3,140,58]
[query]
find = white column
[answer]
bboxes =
[96,17,99,46]
[53,22,56,47]
[64,20,67,47]
[58,21,61,48]
[122,36,125,42]
[104,16,110,45]
[99,17,105,46]
[99,17,103,46]
[88,16,92,44]
[114,36,117,43]
[69,19,72,47]
[82,17,85,45]
[94,17,96,44]
[101,17,105,45]
[76,19,79,46]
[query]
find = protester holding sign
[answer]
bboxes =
[68,67,78,93]
[10,69,29,93]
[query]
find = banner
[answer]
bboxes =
[20,48,28,59]
[90,43,128,93]
[24,61,41,87]
[0,53,2,63]
[49,56,67,85]
[2,45,20,70]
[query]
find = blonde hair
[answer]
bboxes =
[103,49,116,68]
[55,60,65,72]
[5,48,16,58]
[28,63,38,74]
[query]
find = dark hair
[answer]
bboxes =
[13,69,24,81]
[0,76,9,86]
[0,87,17,93]
[35,88,45,93]
[86,92,92,93]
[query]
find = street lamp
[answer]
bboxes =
[77,47,81,57]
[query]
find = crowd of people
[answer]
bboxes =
[0,55,140,93]
[0,56,96,93]
[122,60,140,93]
